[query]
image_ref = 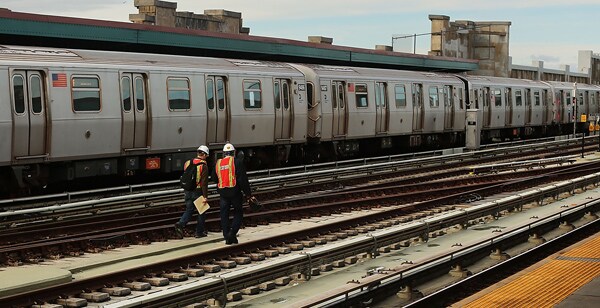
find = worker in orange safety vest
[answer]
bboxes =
[214,143,252,244]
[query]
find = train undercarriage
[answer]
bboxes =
[2,123,586,198]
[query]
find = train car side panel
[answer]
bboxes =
[387,82,413,135]
[0,68,11,165]
[346,81,376,138]
[147,72,206,152]
[227,76,274,147]
[319,79,333,142]
[291,77,308,143]
[48,70,121,159]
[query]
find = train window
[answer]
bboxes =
[206,79,215,110]
[338,84,345,108]
[307,82,315,109]
[30,75,43,114]
[534,91,540,106]
[121,76,132,112]
[443,86,451,107]
[283,82,290,110]
[375,82,387,108]
[506,88,512,107]
[429,86,439,108]
[135,77,145,111]
[217,78,226,110]
[167,78,190,111]
[579,92,584,105]
[515,90,523,106]
[274,81,281,109]
[244,80,262,109]
[458,89,464,109]
[412,83,423,107]
[72,76,101,112]
[355,83,368,108]
[494,89,502,107]
[12,75,26,114]
[395,85,406,108]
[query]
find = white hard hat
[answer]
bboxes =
[197,145,209,155]
[223,143,235,152]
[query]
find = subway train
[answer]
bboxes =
[1,45,597,196]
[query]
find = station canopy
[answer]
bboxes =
[0,8,478,72]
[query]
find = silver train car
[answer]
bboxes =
[0,45,597,195]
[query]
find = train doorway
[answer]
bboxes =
[412,83,424,131]
[274,78,292,141]
[120,73,149,151]
[332,81,347,137]
[11,70,47,159]
[375,82,389,134]
[206,76,228,145]
[505,88,513,126]
[443,85,455,130]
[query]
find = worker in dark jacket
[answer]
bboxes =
[214,143,252,244]
[175,145,209,238]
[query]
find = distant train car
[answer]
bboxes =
[0,45,598,196]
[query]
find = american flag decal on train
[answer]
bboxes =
[52,73,67,87]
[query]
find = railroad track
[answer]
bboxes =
[2,157,598,265]
[1,160,599,307]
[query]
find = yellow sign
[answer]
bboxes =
[581,114,587,122]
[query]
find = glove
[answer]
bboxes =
[246,196,261,211]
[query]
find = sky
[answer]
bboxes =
[2,0,599,72]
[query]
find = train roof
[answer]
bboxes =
[304,64,463,84]
[0,45,304,75]
[463,75,548,87]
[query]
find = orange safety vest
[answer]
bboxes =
[184,158,205,189]
[216,156,236,188]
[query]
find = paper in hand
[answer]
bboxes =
[193,196,210,214]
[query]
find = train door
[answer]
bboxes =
[331,80,347,137]
[505,88,513,125]
[565,91,573,122]
[541,90,549,124]
[206,76,228,145]
[443,85,454,130]
[11,70,47,158]
[525,89,532,124]
[482,87,491,127]
[274,78,292,140]
[473,88,480,109]
[120,73,149,151]
[412,83,424,131]
[580,91,589,117]
[375,82,389,134]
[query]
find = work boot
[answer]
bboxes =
[227,232,238,244]
[174,223,184,238]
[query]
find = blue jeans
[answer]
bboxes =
[219,193,244,238]
[178,190,206,235]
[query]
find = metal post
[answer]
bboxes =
[413,34,417,54]
[582,129,585,158]
[573,83,578,139]
[597,116,600,152]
